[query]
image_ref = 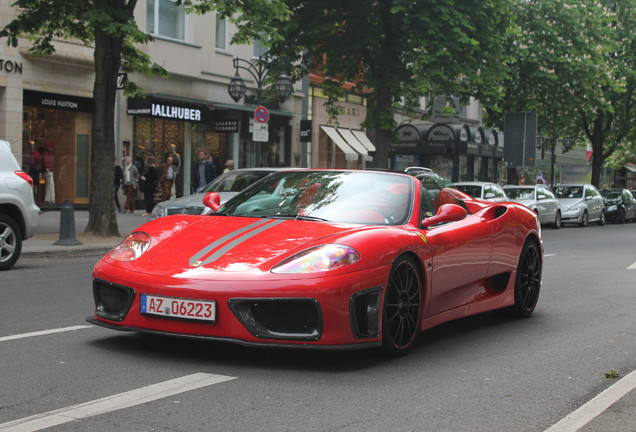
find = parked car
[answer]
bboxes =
[150,167,288,219]
[600,188,636,223]
[451,181,508,202]
[503,184,561,228]
[553,184,605,227]
[0,140,40,270]
[89,169,543,354]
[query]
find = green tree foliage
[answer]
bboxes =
[219,0,512,169]
[1,0,167,236]
[483,0,636,187]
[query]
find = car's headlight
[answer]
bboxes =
[150,204,165,219]
[567,204,582,212]
[108,232,151,261]
[271,244,360,273]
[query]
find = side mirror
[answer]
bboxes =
[202,192,221,212]
[421,203,468,228]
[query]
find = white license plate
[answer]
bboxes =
[140,294,216,322]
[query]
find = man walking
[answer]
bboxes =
[192,150,216,193]
[159,155,175,201]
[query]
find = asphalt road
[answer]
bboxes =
[1,222,635,431]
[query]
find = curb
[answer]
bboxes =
[21,246,113,259]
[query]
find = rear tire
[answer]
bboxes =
[0,214,22,271]
[381,255,423,356]
[510,241,541,317]
[552,211,561,229]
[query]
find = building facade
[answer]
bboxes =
[0,0,305,206]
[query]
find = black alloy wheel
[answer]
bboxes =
[0,214,22,271]
[382,255,423,355]
[511,241,541,317]
[579,210,589,227]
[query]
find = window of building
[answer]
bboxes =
[253,37,267,58]
[146,0,185,40]
[215,14,227,50]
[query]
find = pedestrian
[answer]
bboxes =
[223,159,235,173]
[114,160,123,212]
[122,156,139,213]
[159,155,175,201]
[141,155,159,216]
[192,150,216,193]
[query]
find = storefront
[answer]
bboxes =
[22,90,93,206]
[128,96,227,198]
[393,122,503,182]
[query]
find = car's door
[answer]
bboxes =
[536,186,558,224]
[623,190,636,219]
[422,213,493,317]
[585,186,603,220]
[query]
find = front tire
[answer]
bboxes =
[510,241,541,317]
[579,210,589,227]
[0,214,22,271]
[381,255,423,355]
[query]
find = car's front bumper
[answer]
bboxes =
[561,208,584,223]
[89,260,389,350]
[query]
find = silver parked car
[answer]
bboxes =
[503,184,561,229]
[451,181,508,202]
[150,167,287,219]
[0,140,40,270]
[553,183,605,227]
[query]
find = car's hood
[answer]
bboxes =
[558,198,583,207]
[145,216,355,272]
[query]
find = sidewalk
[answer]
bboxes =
[22,209,151,258]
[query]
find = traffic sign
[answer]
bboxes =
[254,106,269,123]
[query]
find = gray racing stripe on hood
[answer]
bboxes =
[189,219,268,267]
[196,219,286,267]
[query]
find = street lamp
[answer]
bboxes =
[227,56,293,105]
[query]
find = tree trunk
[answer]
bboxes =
[84,28,123,236]
[369,84,393,170]
[589,118,605,188]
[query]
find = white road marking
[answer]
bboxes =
[0,325,92,342]
[544,254,556,257]
[544,369,636,432]
[626,261,636,270]
[0,373,236,432]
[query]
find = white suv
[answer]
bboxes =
[0,140,40,270]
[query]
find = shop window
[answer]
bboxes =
[146,0,185,41]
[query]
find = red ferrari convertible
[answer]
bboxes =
[88,170,543,354]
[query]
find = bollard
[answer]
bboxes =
[53,200,82,246]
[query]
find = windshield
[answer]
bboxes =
[554,186,583,199]
[217,170,414,225]
[504,188,534,200]
[202,170,274,193]
[453,185,482,198]
[601,190,622,200]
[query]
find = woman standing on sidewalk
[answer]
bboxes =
[141,156,159,216]
[122,156,139,213]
